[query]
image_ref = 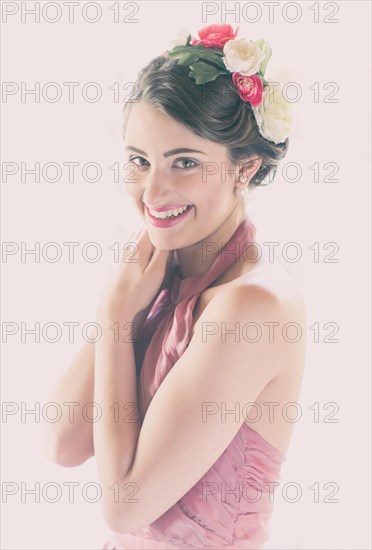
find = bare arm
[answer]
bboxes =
[42,245,174,468]
[42,339,96,467]
[94,285,296,533]
[41,304,156,468]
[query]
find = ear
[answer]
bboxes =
[235,157,262,192]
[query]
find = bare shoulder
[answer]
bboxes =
[236,254,307,321]
[199,249,303,325]
[193,246,307,336]
[207,265,306,341]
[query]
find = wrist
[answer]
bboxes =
[96,295,137,325]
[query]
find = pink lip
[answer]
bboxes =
[145,204,193,228]
[145,203,191,212]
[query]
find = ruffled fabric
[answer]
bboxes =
[102,219,286,550]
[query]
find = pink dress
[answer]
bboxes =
[102,219,286,549]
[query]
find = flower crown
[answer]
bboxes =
[163,24,292,145]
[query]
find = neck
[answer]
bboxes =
[175,199,247,279]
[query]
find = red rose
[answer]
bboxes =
[191,23,239,49]
[232,73,263,107]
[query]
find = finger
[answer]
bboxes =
[136,228,157,267]
[145,246,172,273]
[124,227,146,262]
[127,228,143,243]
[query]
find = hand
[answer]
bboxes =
[97,228,174,320]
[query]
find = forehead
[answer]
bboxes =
[124,101,226,156]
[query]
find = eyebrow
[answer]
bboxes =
[125,146,207,158]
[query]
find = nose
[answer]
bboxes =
[142,168,172,207]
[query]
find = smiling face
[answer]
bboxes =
[123,101,248,250]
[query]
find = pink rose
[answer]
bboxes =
[232,73,263,106]
[191,23,239,49]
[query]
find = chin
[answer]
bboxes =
[147,235,175,251]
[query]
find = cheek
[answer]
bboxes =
[182,175,230,213]
[124,162,145,195]
[200,175,233,204]
[125,181,142,201]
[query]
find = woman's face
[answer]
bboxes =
[123,101,245,250]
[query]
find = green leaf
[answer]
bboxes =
[188,61,227,85]
[168,44,227,74]
[191,45,226,68]
[168,46,201,66]
[255,38,272,77]
[190,44,223,55]
[186,33,191,46]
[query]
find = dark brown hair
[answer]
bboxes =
[121,55,289,187]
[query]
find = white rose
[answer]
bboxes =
[222,38,266,76]
[168,30,190,49]
[252,81,292,144]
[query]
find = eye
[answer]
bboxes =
[174,158,198,170]
[128,156,149,167]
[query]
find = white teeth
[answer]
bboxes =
[149,205,189,219]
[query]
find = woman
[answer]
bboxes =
[43,24,306,550]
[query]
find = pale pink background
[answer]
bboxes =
[1,1,371,549]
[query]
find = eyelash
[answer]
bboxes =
[128,156,199,171]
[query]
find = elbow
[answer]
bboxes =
[103,507,132,534]
[41,430,91,468]
[102,501,143,534]
[43,445,88,468]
